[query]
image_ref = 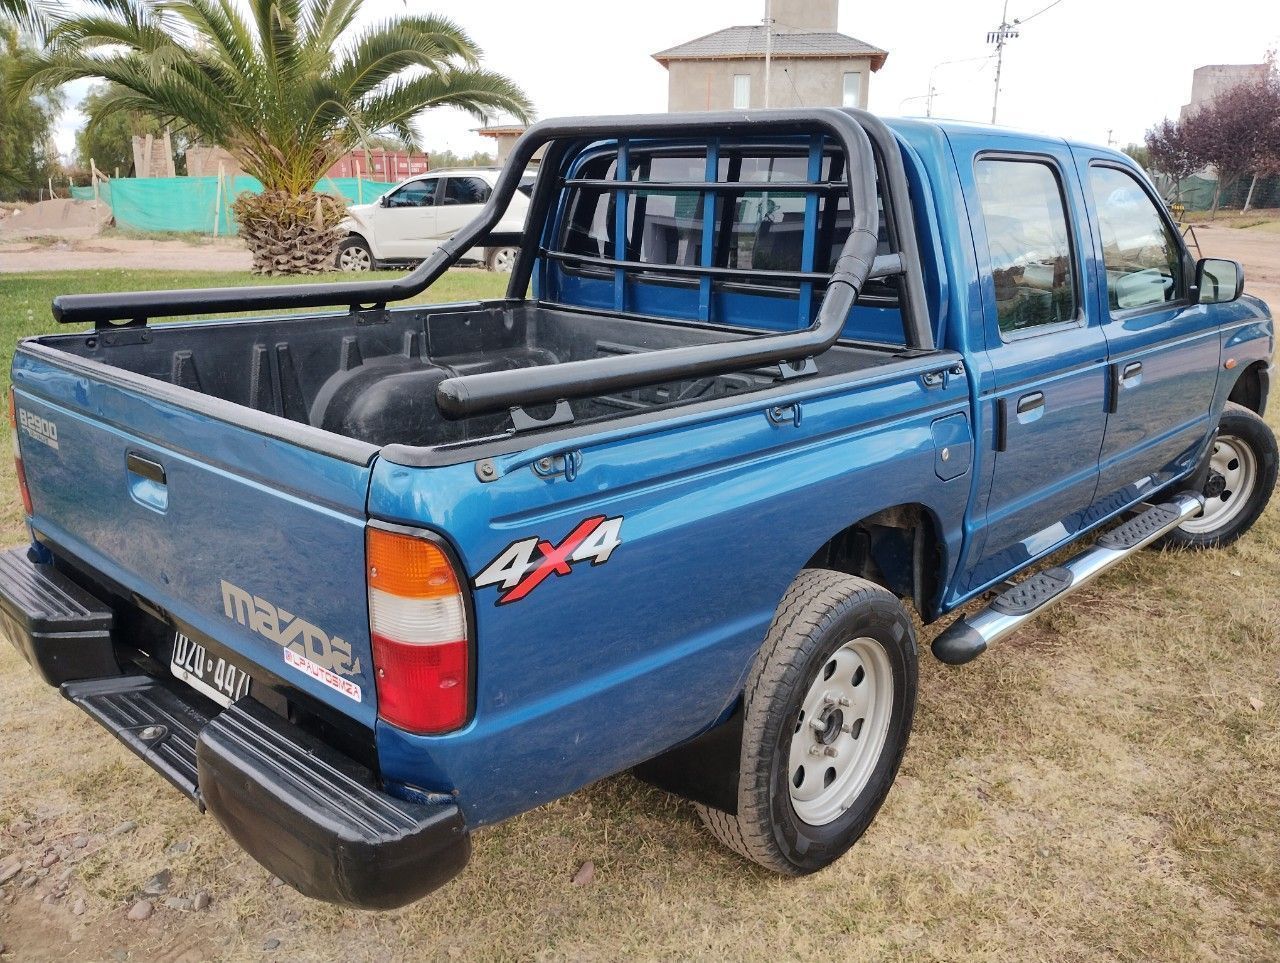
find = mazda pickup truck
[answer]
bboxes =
[4,109,1275,909]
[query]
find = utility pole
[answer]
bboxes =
[987,0,1019,124]
[763,0,773,108]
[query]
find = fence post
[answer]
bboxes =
[91,158,100,202]
[213,162,225,238]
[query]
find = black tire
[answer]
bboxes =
[695,570,917,875]
[485,246,518,273]
[1163,402,1277,550]
[335,236,375,273]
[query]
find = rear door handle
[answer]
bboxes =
[996,391,1046,452]
[1107,361,1144,413]
[1015,392,1045,428]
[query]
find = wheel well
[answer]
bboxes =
[804,504,944,621]
[1228,361,1268,414]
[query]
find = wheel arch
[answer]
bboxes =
[1226,359,1270,416]
[802,502,949,623]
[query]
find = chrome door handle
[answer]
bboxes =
[1016,391,1045,416]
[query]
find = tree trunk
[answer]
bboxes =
[231,189,347,275]
[1243,172,1258,212]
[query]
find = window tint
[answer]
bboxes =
[1089,166,1182,311]
[442,176,492,205]
[386,179,436,208]
[975,159,1078,334]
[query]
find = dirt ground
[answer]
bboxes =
[0,226,1278,962]
[0,235,252,273]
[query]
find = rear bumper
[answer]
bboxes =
[1,548,470,910]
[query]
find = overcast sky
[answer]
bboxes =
[53,0,1279,159]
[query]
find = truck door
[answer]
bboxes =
[961,145,1109,586]
[1074,156,1220,503]
[374,177,439,258]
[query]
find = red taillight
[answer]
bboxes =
[9,389,32,516]
[367,526,470,733]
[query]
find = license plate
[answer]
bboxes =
[169,631,251,708]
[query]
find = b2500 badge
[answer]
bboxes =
[474,515,623,605]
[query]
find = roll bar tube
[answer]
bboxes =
[50,109,930,423]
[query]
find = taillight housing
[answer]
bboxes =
[9,389,32,516]
[366,524,471,734]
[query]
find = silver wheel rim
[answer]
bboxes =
[491,247,516,272]
[787,637,894,826]
[338,245,372,272]
[1181,434,1257,534]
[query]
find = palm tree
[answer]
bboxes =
[13,0,532,273]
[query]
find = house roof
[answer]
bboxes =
[653,26,888,71]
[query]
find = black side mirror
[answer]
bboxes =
[1195,258,1245,304]
[378,194,389,208]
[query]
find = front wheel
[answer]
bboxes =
[1165,402,1277,549]
[335,236,375,273]
[695,570,917,875]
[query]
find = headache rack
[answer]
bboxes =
[51,109,932,422]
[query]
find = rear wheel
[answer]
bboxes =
[335,236,375,273]
[695,570,917,874]
[1165,403,1277,549]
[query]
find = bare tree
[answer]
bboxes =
[1143,118,1200,202]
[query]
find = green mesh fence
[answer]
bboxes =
[68,175,389,234]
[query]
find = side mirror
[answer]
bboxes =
[378,194,389,208]
[1196,258,1245,304]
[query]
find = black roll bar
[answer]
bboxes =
[51,109,933,422]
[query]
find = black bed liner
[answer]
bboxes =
[36,301,907,449]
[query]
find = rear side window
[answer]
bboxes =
[442,176,492,205]
[557,147,894,299]
[1088,166,1182,311]
[975,158,1078,334]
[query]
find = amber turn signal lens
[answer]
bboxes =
[367,527,460,599]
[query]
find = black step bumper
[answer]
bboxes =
[2,549,470,910]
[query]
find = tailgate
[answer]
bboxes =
[12,346,379,729]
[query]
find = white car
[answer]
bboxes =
[334,168,533,273]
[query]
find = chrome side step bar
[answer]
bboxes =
[932,493,1205,665]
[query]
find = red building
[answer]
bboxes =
[325,150,430,182]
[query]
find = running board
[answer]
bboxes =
[932,493,1205,665]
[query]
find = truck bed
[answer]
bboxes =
[32,301,908,450]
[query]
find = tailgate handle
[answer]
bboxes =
[126,453,166,485]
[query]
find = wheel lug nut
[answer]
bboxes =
[823,746,839,758]
[838,697,851,707]
[809,718,825,731]
[808,746,823,757]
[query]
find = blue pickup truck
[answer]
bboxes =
[4,110,1275,909]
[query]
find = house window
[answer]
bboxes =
[842,72,862,108]
[733,74,751,109]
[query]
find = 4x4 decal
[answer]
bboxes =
[474,515,623,605]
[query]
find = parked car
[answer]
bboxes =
[335,167,533,273]
[5,109,1274,910]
